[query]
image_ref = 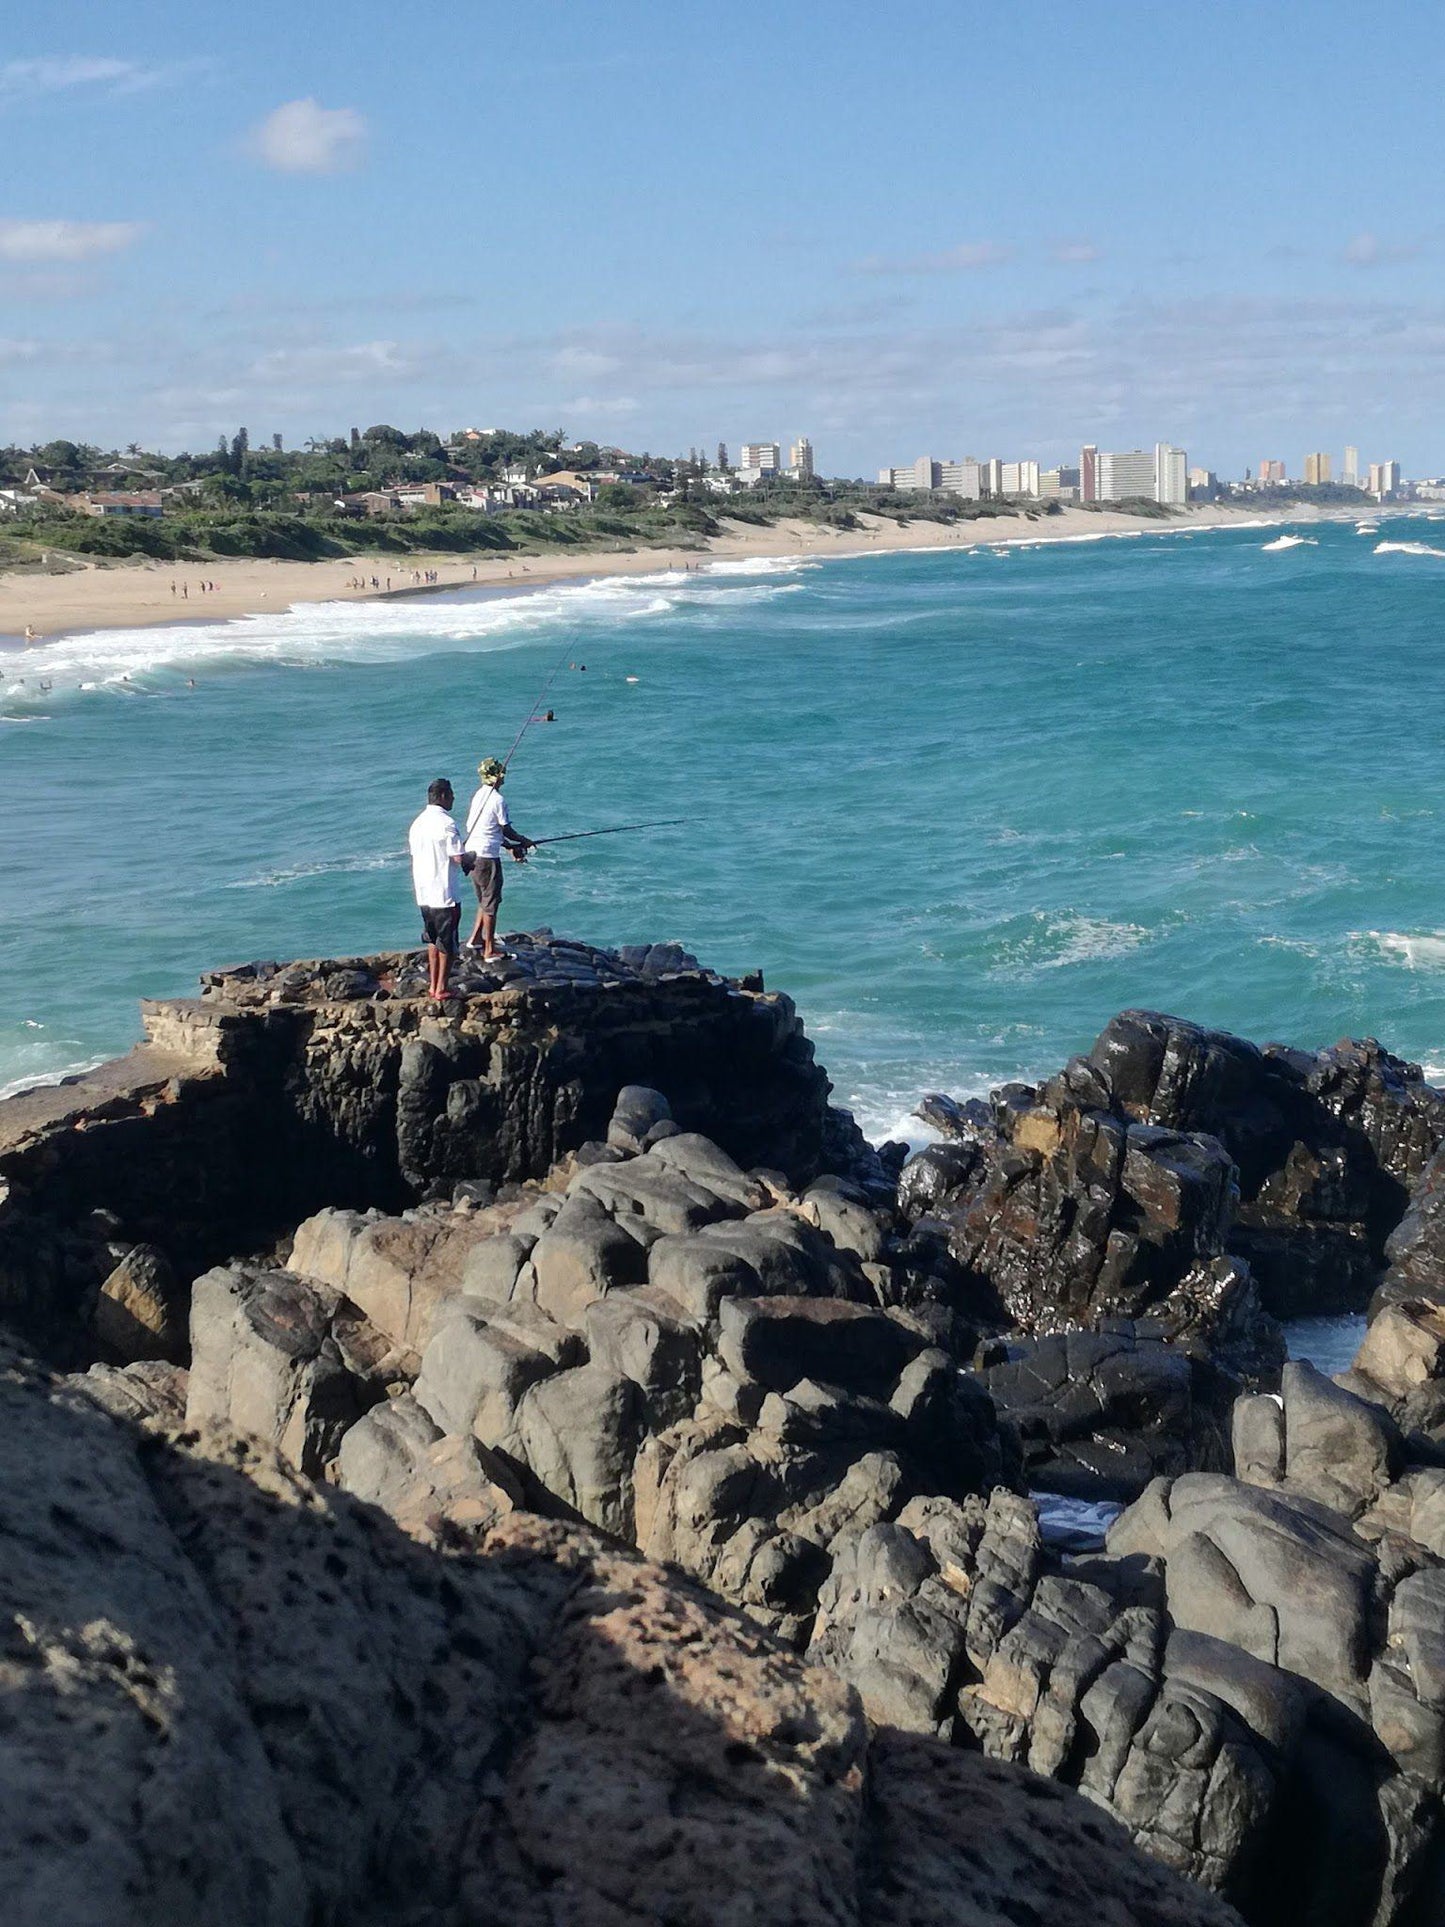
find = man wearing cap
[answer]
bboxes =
[464,757,534,961]
[408,777,465,1001]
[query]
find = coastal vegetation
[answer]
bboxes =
[0,423,1068,566]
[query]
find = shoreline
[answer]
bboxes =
[0,502,1351,644]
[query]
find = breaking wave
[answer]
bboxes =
[1375,541,1445,559]
[0,564,809,715]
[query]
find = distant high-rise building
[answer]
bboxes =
[996,459,1040,497]
[1304,452,1332,485]
[983,457,1005,496]
[716,441,729,470]
[788,437,814,479]
[1343,444,1360,488]
[938,459,985,499]
[1258,459,1286,485]
[1097,449,1155,501]
[1154,442,1188,506]
[1368,459,1402,498]
[739,442,781,474]
[1080,444,1099,504]
[879,457,942,490]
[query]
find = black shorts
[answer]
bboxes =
[470,856,503,916]
[420,903,461,955]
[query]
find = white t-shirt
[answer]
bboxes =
[464,785,512,859]
[408,803,463,907]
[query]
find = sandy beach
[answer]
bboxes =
[0,502,1323,641]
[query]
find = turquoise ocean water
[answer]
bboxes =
[4,514,1445,1156]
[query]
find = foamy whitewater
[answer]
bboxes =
[5,514,1445,1165]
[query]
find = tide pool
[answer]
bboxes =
[4,515,1445,1137]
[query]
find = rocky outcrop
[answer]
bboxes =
[810,1466,1445,1926]
[0,1336,1235,1927]
[181,1095,1019,1647]
[902,1010,1445,1333]
[0,937,848,1363]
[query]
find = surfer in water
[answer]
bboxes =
[463,757,534,962]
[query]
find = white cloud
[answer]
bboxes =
[0,220,144,262]
[1344,231,1420,267]
[856,240,1013,274]
[249,339,429,382]
[1053,240,1101,264]
[0,57,203,100]
[249,99,367,174]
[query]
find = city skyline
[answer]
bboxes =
[8,3,1445,474]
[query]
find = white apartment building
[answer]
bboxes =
[1368,460,1402,498]
[739,442,781,474]
[997,460,1040,497]
[787,437,814,479]
[939,459,985,499]
[1343,444,1360,488]
[878,457,941,490]
[1154,443,1188,506]
[1097,449,1156,501]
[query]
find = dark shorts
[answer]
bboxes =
[470,856,503,916]
[420,903,461,955]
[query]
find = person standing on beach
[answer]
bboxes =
[408,777,465,1000]
[463,757,534,961]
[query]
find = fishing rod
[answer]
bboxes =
[524,817,691,849]
[501,641,575,771]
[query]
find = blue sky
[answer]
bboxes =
[6,1,1445,476]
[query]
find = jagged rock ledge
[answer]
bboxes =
[0,935,885,1361]
[15,956,1445,1925]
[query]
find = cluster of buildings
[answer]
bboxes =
[875,443,1189,507]
[721,439,814,487]
[1185,448,1406,500]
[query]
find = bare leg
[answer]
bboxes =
[426,943,443,999]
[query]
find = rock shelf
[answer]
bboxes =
[11,956,1445,1924]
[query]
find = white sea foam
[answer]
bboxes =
[1042,915,1151,968]
[995,913,1153,978]
[0,1053,108,1103]
[702,555,817,577]
[1375,541,1445,559]
[1359,930,1445,970]
[0,561,830,716]
[227,849,401,890]
[1260,534,1317,551]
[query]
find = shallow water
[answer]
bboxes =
[1284,1312,1369,1379]
[5,515,1445,1136]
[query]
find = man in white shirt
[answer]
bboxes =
[463,756,534,962]
[408,777,465,1000]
